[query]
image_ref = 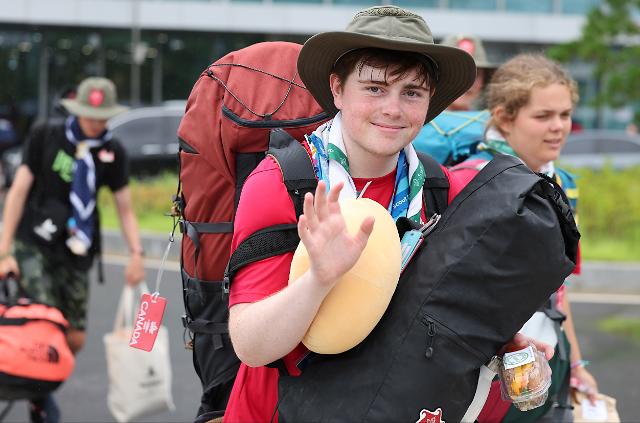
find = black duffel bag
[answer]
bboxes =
[277,154,579,423]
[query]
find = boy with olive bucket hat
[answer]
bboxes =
[224,6,554,422]
[0,77,145,423]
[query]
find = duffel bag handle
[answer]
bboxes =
[0,273,29,305]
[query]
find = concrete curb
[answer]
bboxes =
[567,262,640,295]
[104,230,640,294]
[103,229,181,261]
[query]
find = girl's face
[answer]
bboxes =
[499,83,573,172]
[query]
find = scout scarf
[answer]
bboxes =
[478,126,555,177]
[306,112,426,223]
[64,116,112,255]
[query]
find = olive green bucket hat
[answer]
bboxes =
[297,6,477,124]
[60,77,128,120]
[440,34,497,69]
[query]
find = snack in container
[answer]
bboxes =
[498,343,552,411]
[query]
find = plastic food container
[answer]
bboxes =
[498,343,552,411]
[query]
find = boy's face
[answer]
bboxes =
[330,63,431,160]
[78,116,108,138]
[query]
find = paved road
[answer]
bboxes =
[3,259,201,423]
[2,258,640,422]
[569,297,640,422]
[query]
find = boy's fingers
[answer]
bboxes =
[315,181,328,221]
[302,192,317,230]
[297,215,312,246]
[328,181,344,203]
[355,216,375,247]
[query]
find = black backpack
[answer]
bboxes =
[276,154,580,423]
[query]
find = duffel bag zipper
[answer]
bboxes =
[421,315,489,364]
[424,317,436,359]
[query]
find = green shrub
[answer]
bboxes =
[98,172,177,234]
[568,165,640,261]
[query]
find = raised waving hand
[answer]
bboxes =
[298,181,375,288]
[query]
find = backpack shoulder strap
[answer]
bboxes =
[554,167,578,213]
[225,129,317,286]
[417,152,450,217]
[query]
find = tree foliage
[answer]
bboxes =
[549,0,640,113]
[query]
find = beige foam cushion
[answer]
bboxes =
[289,198,401,354]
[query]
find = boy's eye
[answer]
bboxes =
[406,90,421,98]
[367,86,381,93]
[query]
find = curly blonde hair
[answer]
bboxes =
[487,54,579,132]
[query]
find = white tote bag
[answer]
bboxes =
[104,283,175,423]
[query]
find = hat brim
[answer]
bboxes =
[60,99,129,120]
[298,31,477,124]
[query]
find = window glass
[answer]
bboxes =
[393,0,439,7]
[449,0,497,11]
[506,0,553,13]
[561,0,601,14]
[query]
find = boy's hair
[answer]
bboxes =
[331,48,436,89]
[487,54,579,129]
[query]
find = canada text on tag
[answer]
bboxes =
[503,345,536,370]
[129,293,167,352]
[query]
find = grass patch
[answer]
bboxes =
[581,235,640,262]
[569,165,640,262]
[98,172,177,233]
[598,317,640,344]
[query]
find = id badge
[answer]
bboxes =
[400,229,424,274]
[129,293,167,352]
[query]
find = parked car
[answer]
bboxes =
[559,130,640,169]
[108,102,185,176]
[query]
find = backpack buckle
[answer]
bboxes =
[222,276,230,297]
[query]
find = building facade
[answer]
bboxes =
[0,0,621,140]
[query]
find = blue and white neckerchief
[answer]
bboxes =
[64,116,112,255]
[306,112,425,223]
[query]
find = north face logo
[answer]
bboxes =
[47,346,60,363]
[416,408,445,423]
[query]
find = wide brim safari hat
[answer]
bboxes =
[61,77,128,120]
[298,6,477,124]
[440,34,496,69]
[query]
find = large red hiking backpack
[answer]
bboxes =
[176,41,329,418]
[0,277,75,401]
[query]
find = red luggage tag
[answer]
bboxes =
[129,292,167,352]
